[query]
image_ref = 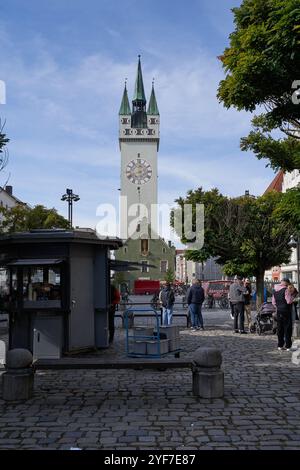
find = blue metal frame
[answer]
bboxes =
[124,307,181,358]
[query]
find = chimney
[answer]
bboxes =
[5,185,13,196]
[168,240,172,248]
[245,190,250,197]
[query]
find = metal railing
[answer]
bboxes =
[115,303,190,328]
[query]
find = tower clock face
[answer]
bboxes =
[126,158,152,185]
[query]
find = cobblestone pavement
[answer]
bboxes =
[0,307,300,450]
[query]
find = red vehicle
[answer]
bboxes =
[134,280,160,295]
[203,280,233,300]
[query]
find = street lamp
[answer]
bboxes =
[61,188,80,227]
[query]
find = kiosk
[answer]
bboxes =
[0,229,122,357]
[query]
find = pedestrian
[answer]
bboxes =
[229,275,248,334]
[187,279,205,331]
[228,289,234,320]
[108,283,120,344]
[184,283,192,326]
[244,278,252,331]
[272,278,298,351]
[160,282,175,325]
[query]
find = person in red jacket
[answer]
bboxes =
[108,284,120,344]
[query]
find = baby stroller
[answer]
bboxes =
[252,302,277,335]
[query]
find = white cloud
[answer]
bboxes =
[0,21,276,234]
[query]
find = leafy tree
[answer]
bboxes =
[0,204,69,233]
[164,268,175,284]
[172,188,296,306]
[185,247,212,280]
[218,0,300,171]
[273,187,300,232]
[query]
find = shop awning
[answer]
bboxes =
[7,259,64,266]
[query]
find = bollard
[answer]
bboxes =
[292,320,300,339]
[0,340,6,365]
[2,349,34,401]
[291,339,300,366]
[192,347,224,398]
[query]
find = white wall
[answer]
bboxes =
[280,170,300,288]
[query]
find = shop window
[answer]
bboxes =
[160,260,168,273]
[23,265,62,308]
[141,239,149,256]
[141,261,149,273]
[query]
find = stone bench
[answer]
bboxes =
[1,347,224,401]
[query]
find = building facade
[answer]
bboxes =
[0,185,27,211]
[175,250,224,283]
[281,170,299,287]
[264,170,299,288]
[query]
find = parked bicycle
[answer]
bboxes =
[217,296,229,309]
[150,292,160,310]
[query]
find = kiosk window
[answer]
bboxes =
[23,266,62,303]
[0,267,12,301]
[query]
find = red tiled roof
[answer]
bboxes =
[264,171,284,194]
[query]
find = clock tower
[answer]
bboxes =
[115,57,175,291]
[119,56,159,238]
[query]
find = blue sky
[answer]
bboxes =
[0,0,276,233]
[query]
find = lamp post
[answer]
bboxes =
[61,188,80,227]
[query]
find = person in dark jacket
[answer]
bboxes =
[108,284,120,344]
[159,283,175,325]
[272,278,298,351]
[187,279,205,330]
[244,278,252,330]
[229,276,248,334]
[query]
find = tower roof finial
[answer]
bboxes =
[133,56,146,102]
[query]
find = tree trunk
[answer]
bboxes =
[256,269,265,310]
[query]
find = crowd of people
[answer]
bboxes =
[108,277,299,352]
[228,275,298,350]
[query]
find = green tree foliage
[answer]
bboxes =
[0,204,69,233]
[172,188,296,306]
[273,187,300,232]
[218,0,300,171]
[164,268,175,284]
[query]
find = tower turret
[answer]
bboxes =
[119,82,131,115]
[147,82,159,116]
[131,56,147,128]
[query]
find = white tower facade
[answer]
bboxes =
[118,57,160,239]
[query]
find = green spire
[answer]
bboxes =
[147,82,159,115]
[119,82,131,115]
[133,55,146,102]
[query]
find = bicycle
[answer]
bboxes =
[150,293,160,310]
[217,296,229,309]
[203,295,215,309]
